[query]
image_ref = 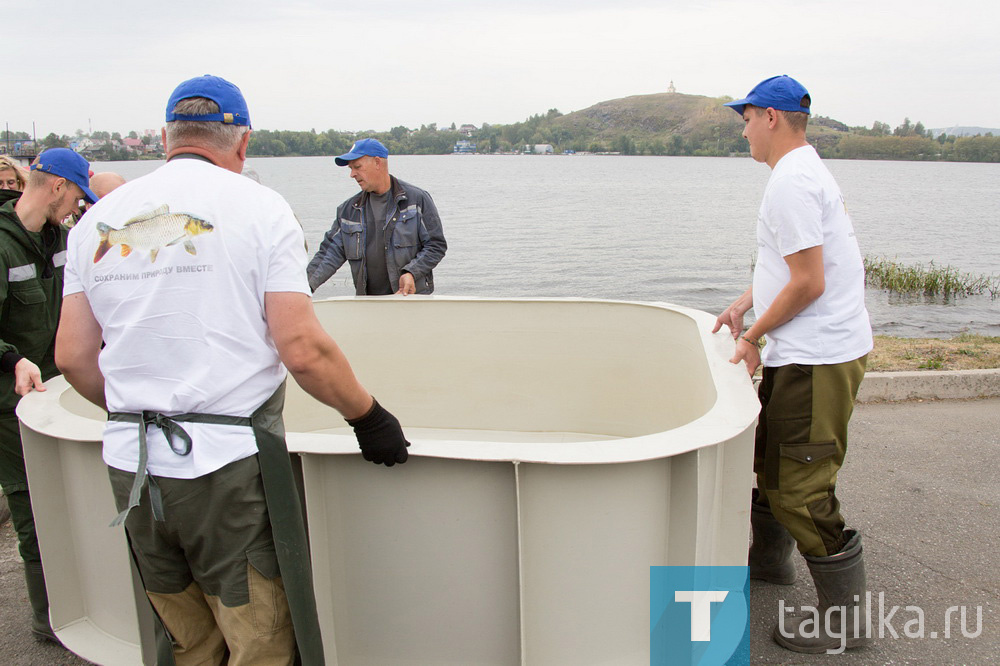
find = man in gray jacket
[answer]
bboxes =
[307,139,446,295]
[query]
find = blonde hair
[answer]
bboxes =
[0,155,29,191]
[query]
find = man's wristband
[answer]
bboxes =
[740,334,761,348]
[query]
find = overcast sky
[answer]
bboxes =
[8,0,999,138]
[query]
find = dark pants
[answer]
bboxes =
[753,356,867,557]
[109,455,295,664]
[0,414,41,563]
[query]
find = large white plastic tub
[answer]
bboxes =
[18,297,759,665]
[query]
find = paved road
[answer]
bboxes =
[735,397,1000,664]
[1,398,997,664]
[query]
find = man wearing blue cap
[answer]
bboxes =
[308,138,447,295]
[57,75,410,665]
[713,75,873,654]
[0,147,96,643]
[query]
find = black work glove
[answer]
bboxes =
[346,399,410,466]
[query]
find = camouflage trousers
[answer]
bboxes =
[753,355,868,557]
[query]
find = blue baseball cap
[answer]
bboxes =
[165,75,251,127]
[724,75,811,117]
[335,138,389,166]
[31,148,97,204]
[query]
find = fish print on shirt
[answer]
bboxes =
[94,204,214,264]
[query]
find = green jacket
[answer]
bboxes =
[0,190,67,414]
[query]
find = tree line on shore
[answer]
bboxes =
[247,116,1000,162]
[8,111,999,163]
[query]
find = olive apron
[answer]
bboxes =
[109,382,324,665]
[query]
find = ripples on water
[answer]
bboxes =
[97,155,1000,338]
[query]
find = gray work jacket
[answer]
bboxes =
[307,176,446,295]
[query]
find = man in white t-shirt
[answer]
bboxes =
[714,75,873,654]
[56,75,410,665]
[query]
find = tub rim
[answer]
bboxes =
[17,296,759,465]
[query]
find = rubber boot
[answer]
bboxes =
[748,502,797,585]
[24,561,60,644]
[772,529,871,654]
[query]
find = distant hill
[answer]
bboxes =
[498,91,847,155]
[928,126,999,138]
[243,89,1000,162]
[482,91,1000,160]
[551,92,738,140]
[545,91,746,154]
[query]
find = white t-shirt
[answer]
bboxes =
[64,157,310,478]
[752,145,873,367]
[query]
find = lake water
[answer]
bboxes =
[96,155,1000,338]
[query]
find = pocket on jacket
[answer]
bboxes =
[8,282,49,336]
[9,282,47,306]
[392,208,420,249]
[340,220,363,260]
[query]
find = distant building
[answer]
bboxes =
[0,139,38,166]
[453,140,477,154]
[77,140,110,161]
[458,124,478,137]
[527,144,554,154]
[667,80,677,94]
[72,138,102,156]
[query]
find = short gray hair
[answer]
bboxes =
[165,97,248,152]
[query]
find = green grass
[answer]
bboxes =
[954,332,1000,344]
[864,255,1000,300]
[918,353,945,369]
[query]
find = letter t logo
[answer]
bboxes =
[675,591,729,641]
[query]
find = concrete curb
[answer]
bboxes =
[857,368,1000,403]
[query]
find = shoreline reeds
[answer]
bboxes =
[863,255,1000,300]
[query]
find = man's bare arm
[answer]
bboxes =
[748,245,825,338]
[265,292,373,419]
[266,292,410,466]
[55,293,107,410]
[730,246,825,375]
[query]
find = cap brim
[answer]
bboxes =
[334,152,363,166]
[723,98,750,116]
[81,185,98,204]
